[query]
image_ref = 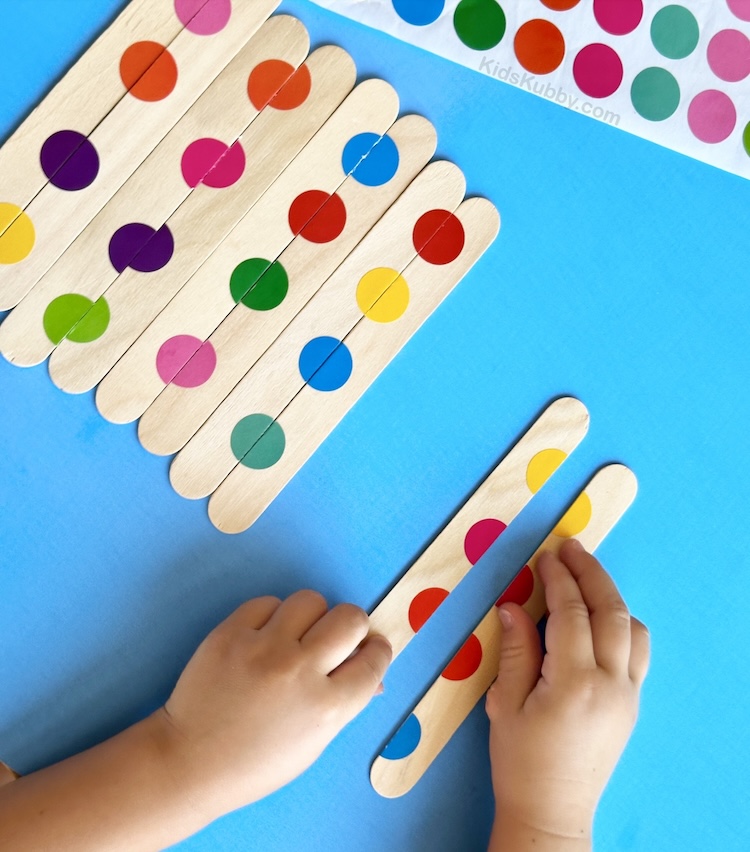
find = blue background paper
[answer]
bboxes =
[1,1,748,849]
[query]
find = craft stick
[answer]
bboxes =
[0,0,208,222]
[49,45,354,396]
[166,160,469,498]
[370,463,639,799]
[0,15,309,370]
[95,77,399,424]
[0,0,280,310]
[137,114,439,456]
[198,195,499,532]
[369,397,589,660]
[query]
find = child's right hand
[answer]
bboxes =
[486,539,650,850]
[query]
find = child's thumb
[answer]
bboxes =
[487,603,543,713]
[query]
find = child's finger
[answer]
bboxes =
[223,595,282,631]
[329,634,393,709]
[558,540,633,676]
[538,550,596,676]
[301,603,370,673]
[486,602,543,716]
[629,616,651,687]
[264,589,329,639]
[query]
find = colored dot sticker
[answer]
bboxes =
[728,0,750,21]
[392,0,444,26]
[181,138,245,188]
[171,340,217,388]
[247,60,311,111]
[514,19,565,75]
[356,267,410,323]
[526,448,567,493]
[0,203,35,264]
[688,90,737,143]
[744,121,750,156]
[553,492,593,537]
[442,633,483,681]
[288,191,347,244]
[631,68,680,121]
[109,223,174,274]
[43,294,110,345]
[454,0,506,51]
[174,0,232,35]
[573,43,624,98]
[230,414,286,469]
[707,30,750,83]
[496,564,535,608]
[593,0,643,35]
[464,518,507,565]
[40,130,100,192]
[650,6,699,60]
[408,587,450,633]
[120,42,178,102]
[342,133,400,187]
[413,209,465,265]
[156,334,209,384]
[540,0,580,9]
[380,713,421,760]
[230,258,288,311]
[299,337,353,392]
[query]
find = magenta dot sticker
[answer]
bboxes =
[40,130,100,191]
[593,0,643,35]
[464,518,507,565]
[174,0,232,35]
[109,223,174,274]
[688,90,737,143]
[156,334,215,385]
[707,30,750,82]
[181,138,245,188]
[573,43,624,98]
[727,0,750,22]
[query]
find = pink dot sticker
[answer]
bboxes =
[707,30,750,82]
[573,43,624,98]
[464,518,507,565]
[593,0,643,35]
[181,138,245,188]
[174,0,232,35]
[688,90,737,143]
[727,0,750,22]
[156,335,216,387]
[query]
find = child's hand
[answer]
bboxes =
[486,540,650,849]
[157,591,392,821]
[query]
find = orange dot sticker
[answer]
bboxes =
[248,60,311,111]
[442,633,483,681]
[120,41,178,102]
[513,19,566,75]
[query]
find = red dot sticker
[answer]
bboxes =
[464,518,507,565]
[120,42,178,102]
[573,43,624,98]
[513,19,566,75]
[408,587,450,633]
[181,138,245,188]
[413,209,465,265]
[288,190,347,243]
[442,633,483,681]
[593,0,643,35]
[540,0,580,9]
[496,564,535,608]
[248,60,311,111]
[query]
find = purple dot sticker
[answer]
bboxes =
[727,0,750,22]
[156,334,216,386]
[40,130,100,191]
[688,90,737,143]
[174,0,232,35]
[707,30,750,82]
[181,138,246,188]
[109,223,174,274]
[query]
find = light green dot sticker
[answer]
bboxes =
[631,67,680,121]
[651,6,699,60]
[230,414,285,469]
[42,294,110,345]
[744,121,750,157]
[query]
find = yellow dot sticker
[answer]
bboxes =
[553,492,593,537]
[356,267,410,323]
[526,448,567,494]
[0,203,35,265]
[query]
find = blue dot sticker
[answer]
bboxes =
[299,336,353,392]
[342,133,400,187]
[380,713,421,760]
[393,0,445,26]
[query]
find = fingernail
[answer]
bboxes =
[375,682,385,696]
[497,606,513,629]
[567,538,584,550]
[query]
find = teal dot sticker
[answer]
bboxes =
[650,6,699,60]
[380,713,421,760]
[229,258,288,311]
[43,293,110,345]
[298,337,353,392]
[230,414,285,469]
[631,67,680,121]
[454,0,506,51]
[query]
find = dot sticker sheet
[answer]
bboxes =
[309,0,750,181]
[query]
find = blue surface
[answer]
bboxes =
[1,2,749,850]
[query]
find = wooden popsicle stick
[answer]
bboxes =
[95,77,399,424]
[369,463,639,798]
[369,396,590,660]
[1,15,310,370]
[203,195,500,532]
[138,113,439,457]
[0,0,280,311]
[0,0,208,223]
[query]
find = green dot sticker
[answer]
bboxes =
[651,6,699,60]
[631,67,680,121]
[744,122,750,157]
[42,293,110,345]
[230,414,285,469]
[454,0,506,51]
[229,258,289,311]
